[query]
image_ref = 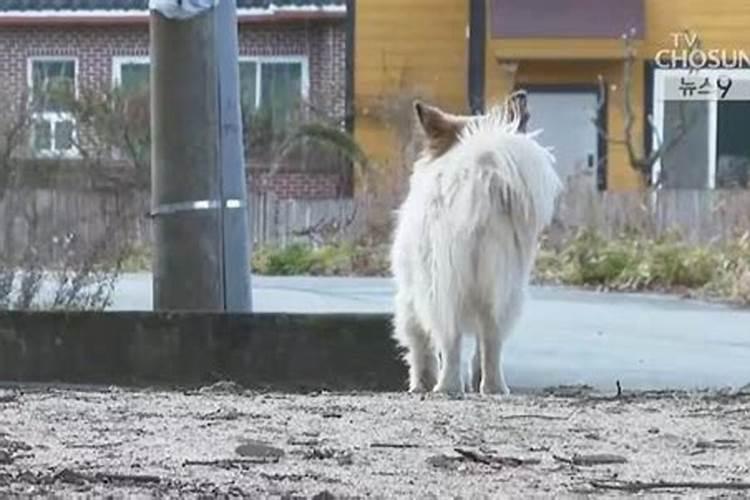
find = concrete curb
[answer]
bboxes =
[0,311,406,391]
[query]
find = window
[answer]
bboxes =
[652,68,750,189]
[113,57,150,96]
[29,57,78,157]
[110,57,151,163]
[238,57,309,154]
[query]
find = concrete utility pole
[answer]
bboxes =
[150,0,252,312]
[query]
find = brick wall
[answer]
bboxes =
[0,19,348,199]
[252,171,346,199]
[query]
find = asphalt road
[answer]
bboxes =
[108,274,750,393]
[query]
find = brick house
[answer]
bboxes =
[0,0,350,199]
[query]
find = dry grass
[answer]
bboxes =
[250,228,750,307]
[534,229,750,306]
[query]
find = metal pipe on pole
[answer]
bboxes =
[150,0,251,312]
[214,0,252,313]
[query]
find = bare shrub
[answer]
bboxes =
[0,86,146,310]
[352,86,433,246]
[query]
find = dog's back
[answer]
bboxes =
[391,96,561,394]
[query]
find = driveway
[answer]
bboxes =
[108,274,750,392]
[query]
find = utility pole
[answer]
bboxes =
[150,0,252,312]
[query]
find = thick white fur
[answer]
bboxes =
[391,104,562,395]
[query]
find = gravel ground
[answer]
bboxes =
[1,383,750,499]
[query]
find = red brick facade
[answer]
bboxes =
[0,20,348,199]
[254,171,347,199]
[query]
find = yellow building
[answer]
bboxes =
[353,0,750,191]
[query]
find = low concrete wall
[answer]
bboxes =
[0,311,406,392]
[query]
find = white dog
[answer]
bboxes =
[390,93,562,395]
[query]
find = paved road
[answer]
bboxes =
[109,274,750,392]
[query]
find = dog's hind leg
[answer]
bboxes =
[478,291,524,395]
[462,336,481,393]
[470,341,481,392]
[394,296,437,393]
[478,319,508,395]
[433,330,464,395]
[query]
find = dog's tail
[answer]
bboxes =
[455,106,563,234]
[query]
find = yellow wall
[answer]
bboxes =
[354,0,750,191]
[485,60,643,190]
[353,0,468,165]
[485,0,750,191]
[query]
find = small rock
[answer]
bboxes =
[0,439,30,454]
[235,440,285,460]
[528,445,551,452]
[0,450,12,465]
[542,385,595,398]
[426,454,462,469]
[648,427,660,434]
[53,469,88,486]
[199,381,244,395]
[0,391,18,404]
[17,471,38,484]
[201,407,241,421]
[303,447,337,460]
[288,437,321,446]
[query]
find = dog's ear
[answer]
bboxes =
[414,101,455,137]
[507,90,530,133]
[414,101,467,157]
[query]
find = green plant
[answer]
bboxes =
[120,244,152,272]
[649,244,717,289]
[253,244,315,275]
[251,242,390,277]
[533,227,750,306]
[274,122,370,180]
[563,230,637,286]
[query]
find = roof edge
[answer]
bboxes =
[0,5,346,25]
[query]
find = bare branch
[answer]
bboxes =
[592,30,701,182]
[291,206,358,246]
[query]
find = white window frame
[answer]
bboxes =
[27,56,80,158]
[112,55,150,89]
[237,55,310,110]
[110,54,310,104]
[652,68,750,188]
[109,56,151,161]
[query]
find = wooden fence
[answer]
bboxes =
[0,188,150,263]
[552,187,750,243]
[251,188,750,247]
[2,186,750,264]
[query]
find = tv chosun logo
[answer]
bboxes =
[655,32,750,101]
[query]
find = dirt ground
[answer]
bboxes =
[1,383,749,499]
